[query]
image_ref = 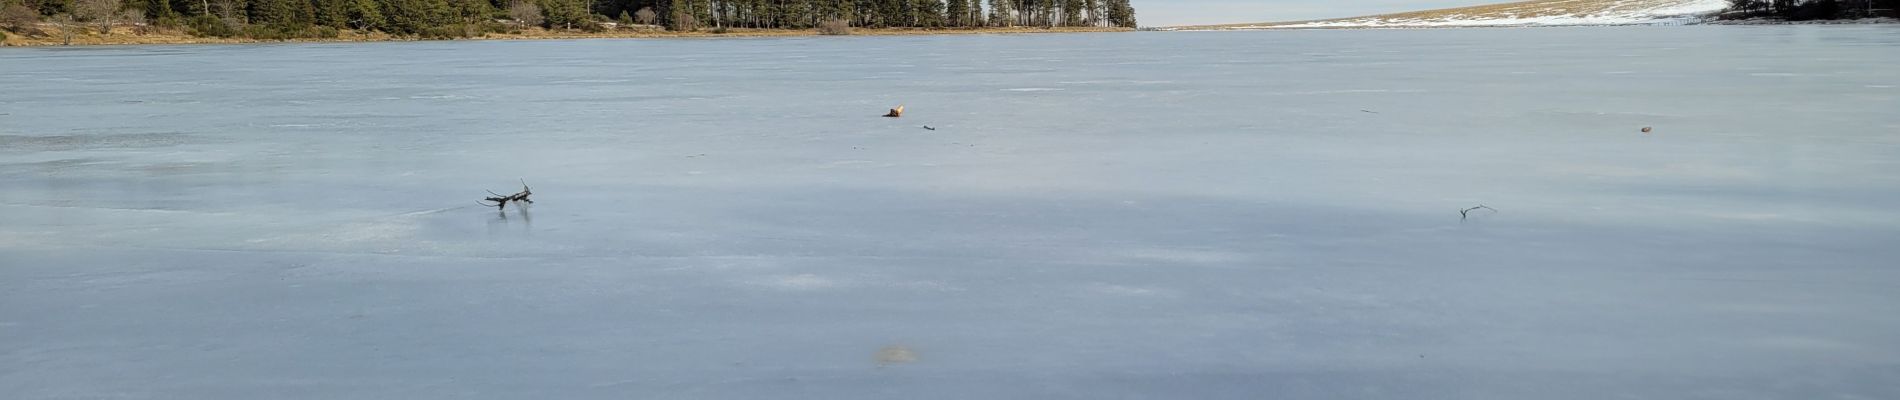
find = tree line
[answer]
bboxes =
[1724,0,1898,20]
[0,0,1135,40]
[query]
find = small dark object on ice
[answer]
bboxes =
[1460,205,1496,221]
[1360,109,1379,114]
[1641,126,1653,133]
[922,125,936,131]
[883,105,904,118]
[480,180,534,210]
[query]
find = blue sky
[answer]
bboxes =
[1137,0,1486,26]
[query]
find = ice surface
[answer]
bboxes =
[4,27,1900,399]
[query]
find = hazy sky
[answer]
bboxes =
[1137,0,1485,26]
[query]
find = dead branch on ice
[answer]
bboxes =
[1461,205,1496,221]
[480,180,534,210]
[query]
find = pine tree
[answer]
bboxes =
[1103,0,1128,27]
[964,0,979,26]
[345,0,383,30]
[445,0,492,24]
[313,0,350,27]
[538,0,589,29]
[247,0,315,27]
[146,0,176,22]
[918,0,941,26]
[1057,0,1078,25]
[90,0,1123,36]
[381,0,452,34]
[944,0,963,26]
[985,0,1006,26]
[1081,0,1096,26]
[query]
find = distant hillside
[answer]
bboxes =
[1170,0,1727,29]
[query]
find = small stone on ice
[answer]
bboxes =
[876,345,917,365]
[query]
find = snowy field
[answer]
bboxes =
[1185,0,1729,29]
[4,27,1900,398]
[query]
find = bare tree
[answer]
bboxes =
[118,8,146,34]
[1840,0,1873,17]
[671,13,697,31]
[818,18,849,35]
[635,7,656,25]
[508,1,544,28]
[213,0,240,19]
[52,14,77,45]
[75,0,122,34]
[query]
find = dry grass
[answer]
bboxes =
[1,24,1128,47]
[1179,0,1714,29]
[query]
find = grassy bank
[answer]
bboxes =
[0,25,1130,47]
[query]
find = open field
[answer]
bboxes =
[1173,0,1728,29]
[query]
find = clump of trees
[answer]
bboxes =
[1725,0,1899,20]
[0,0,1134,41]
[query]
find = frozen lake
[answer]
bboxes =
[4,26,1899,398]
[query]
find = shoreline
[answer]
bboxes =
[0,26,1131,48]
